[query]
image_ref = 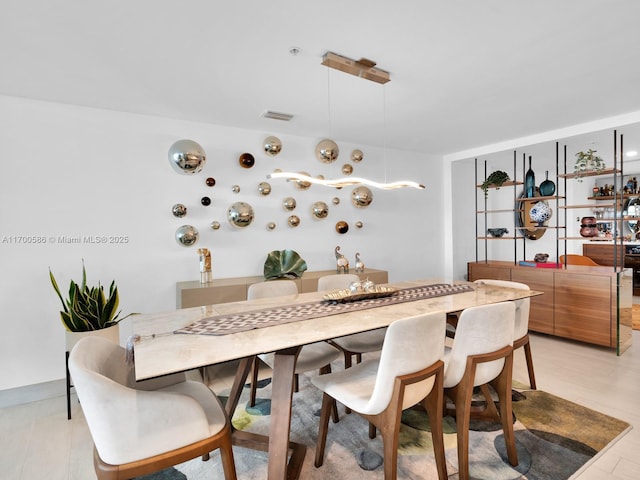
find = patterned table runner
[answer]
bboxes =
[175,283,473,337]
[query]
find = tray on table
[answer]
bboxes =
[323,286,397,303]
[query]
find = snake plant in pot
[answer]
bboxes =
[49,260,129,349]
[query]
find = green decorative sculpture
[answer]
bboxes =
[263,249,308,280]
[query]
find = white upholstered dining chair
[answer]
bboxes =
[473,278,537,389]
[247,280,342,420]
[443,301,518,480]
[311,311,448,480]
[317,274,387,372]
[68,336,237,480]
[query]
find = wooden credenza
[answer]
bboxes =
[176,268,389,308]
[468,261,632,353]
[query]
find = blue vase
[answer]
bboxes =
[525,156,535,198]
[539,170,556,196]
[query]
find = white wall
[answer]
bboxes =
[0,95,443,392]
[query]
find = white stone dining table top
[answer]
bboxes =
[130,278,541,381]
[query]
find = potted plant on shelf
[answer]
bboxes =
[49,260,129,349]
[480,170,510,198]
[574,149,605,181]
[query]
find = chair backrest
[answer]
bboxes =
[559,254,599,266]
[316,273,360,292]
[68,336,138,462]
[247,279,298,299]
[366,312,446,413]
[444,302,515,389]
[69,336,195,465]
[474,279,530,340]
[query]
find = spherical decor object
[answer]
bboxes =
[210,221,221,230]
[335,220,349,234]
[168,139,206,175]
[351,149,364,163]
[283,197,297,211]
[258,182,272,196]
[293,171,312,191]
[205,177,216,187]
[316,139,339,163]
[332,197,340,205]
[227,201,255,228]
[172,203,187,218]
[351,186,373,208]
[529,201,552,226]
[355,221,363,228]
[342,164,353,175]
[311,201,329,219]
[288,215,300,227]
[232,185,240,193]
[239,152,255,168]
[201,196,211,206]
[175,225,199,247]
[266,222,276,231]
[263,136,282,156]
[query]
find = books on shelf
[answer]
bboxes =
[518,261,562,268]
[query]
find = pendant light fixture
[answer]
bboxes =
[269,51,425,190]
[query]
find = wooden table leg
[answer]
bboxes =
[269,346,302,480]
[227,349,306,480]
[225,356,254,417]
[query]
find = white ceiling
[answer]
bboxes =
[2,0,640,157]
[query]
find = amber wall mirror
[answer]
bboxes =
[515,189,548,240]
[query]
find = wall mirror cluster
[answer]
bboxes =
[168,135,372,246]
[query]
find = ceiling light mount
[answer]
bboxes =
[321,51,390,85]
[262,110,294,122]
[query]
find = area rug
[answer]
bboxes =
[143,373,630,480]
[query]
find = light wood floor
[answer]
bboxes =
[1,331,639,479]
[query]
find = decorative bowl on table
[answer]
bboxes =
[487,228,509,238]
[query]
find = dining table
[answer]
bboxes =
[128,278,541,480]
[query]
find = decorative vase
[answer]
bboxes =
[65,323,120,352]
[539,171,556,196]
[529,201,552,226]
[525,156,536,198]
[580,216,599,238]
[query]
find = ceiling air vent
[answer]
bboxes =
[262,110,294,122]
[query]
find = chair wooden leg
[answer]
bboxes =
[379,419,400,480]
[249,357,259,407]
[523,339,537,389]
[342,352,354,414]
[491,354,518,466]
[454,381,474,480]
[219,426,238,480]
[318,365,339,423]
[445,365,476,480]
[314,393,334,468]
[423,368,448,480]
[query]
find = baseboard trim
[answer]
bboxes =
[0,379,65,409]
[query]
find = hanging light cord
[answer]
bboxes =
[269,62,425,190]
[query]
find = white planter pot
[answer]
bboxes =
[65,323,120,352]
